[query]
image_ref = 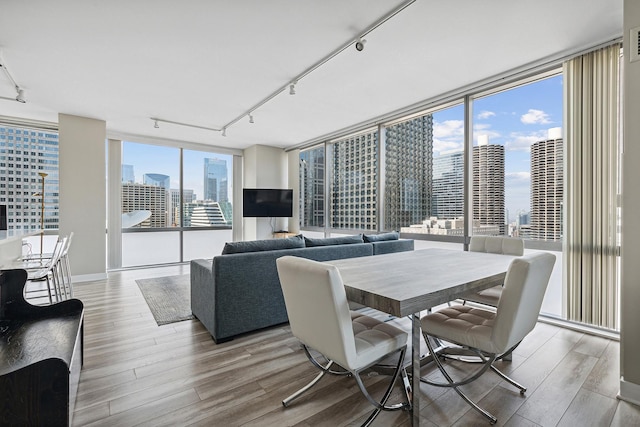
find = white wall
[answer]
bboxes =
[620,0,640,405]
[58,114,107,281]
[242,145,288,240]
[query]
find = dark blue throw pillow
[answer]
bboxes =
[304,234,364,247]
[221,234,305,254]
[363,231,400,243]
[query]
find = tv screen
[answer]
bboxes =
[243,188,293,217]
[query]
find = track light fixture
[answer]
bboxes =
[355,38,367,52]
[289,82,296,95]
[249,114,254,124]
[222,127,226,137]
[149,117,221,132]
[15,89,25,103]
[0,52,26,104]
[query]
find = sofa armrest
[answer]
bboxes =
[190,259,218,338]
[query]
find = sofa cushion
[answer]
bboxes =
[221,234,305,254]
[304,234,364,247]
[363,231,399,242]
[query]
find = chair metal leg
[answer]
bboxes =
[282,345,350,407]
[495,341,520,362]
[423,334,498,424]
[355,347,411,427]
[284,345,410,427]
[63,255,73,298]
[490,365,526,394]
[282,362,331,407]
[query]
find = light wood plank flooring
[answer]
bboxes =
[67,265,640,426]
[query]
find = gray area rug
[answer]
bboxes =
[136,274,194,326]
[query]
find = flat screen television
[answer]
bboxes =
[243,188,293,217]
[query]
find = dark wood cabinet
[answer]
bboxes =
[0,269,83,426]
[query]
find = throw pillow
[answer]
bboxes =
[363,231,399,243]
[221,234,305,254]
[304,234,364,247]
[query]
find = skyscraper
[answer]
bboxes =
[473,135,505,235]
[384,115,433,230]
[432,150,464,219]
[170,188,194,226]
[0,125,59,231]
[121,183,169,227]
[143,173,170,188]
[331,131,378,230]
[203,158,228,203]
[530,128,563,241]
[299,146,325,228]
[122,164,135,183]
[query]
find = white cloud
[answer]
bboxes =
[433,120,464,154]
[433,119,464,139]
[477,110,496,120]
[506,171,530,181]
[521,109,551,125]
[505,130,548,152]
[433,138,463,153]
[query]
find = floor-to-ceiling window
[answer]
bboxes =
[182,149,233,261]
[119,141,233,267]
[0,121,59,253]
[386,104,465,243]
[470,73,565,316]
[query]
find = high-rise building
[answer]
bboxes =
[122,183,169,227]
[331,131,378,230]
[143,173,170,188]
[473,135,505,235]
[170,188,194,226]
[122,164,135,183]
[300,146,325,228]
[204,158,228,202]
[183,200,228,226]
[384,115,433,231]
[432,150,464,219]
[0,125,59,231]
[530,129,563,241]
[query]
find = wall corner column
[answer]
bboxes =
[58,114,107,282]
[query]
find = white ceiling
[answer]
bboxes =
[0,0,623,151]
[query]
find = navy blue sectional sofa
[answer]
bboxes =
[190,233,414,343]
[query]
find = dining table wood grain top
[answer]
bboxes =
[327,248,516,317]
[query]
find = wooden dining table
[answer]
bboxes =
[327,247,516,426]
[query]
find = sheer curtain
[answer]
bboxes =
[564,44,620,329]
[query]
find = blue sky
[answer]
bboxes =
[432,74,563,220]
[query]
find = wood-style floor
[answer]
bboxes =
[67,265,640,426]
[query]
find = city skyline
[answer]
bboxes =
[121,142,233,203]
[432,74,563,221]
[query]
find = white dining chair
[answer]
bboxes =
[420,252,555,424]
[19,236,67,304]
[276,256,411,426]
[462,235,525,307]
